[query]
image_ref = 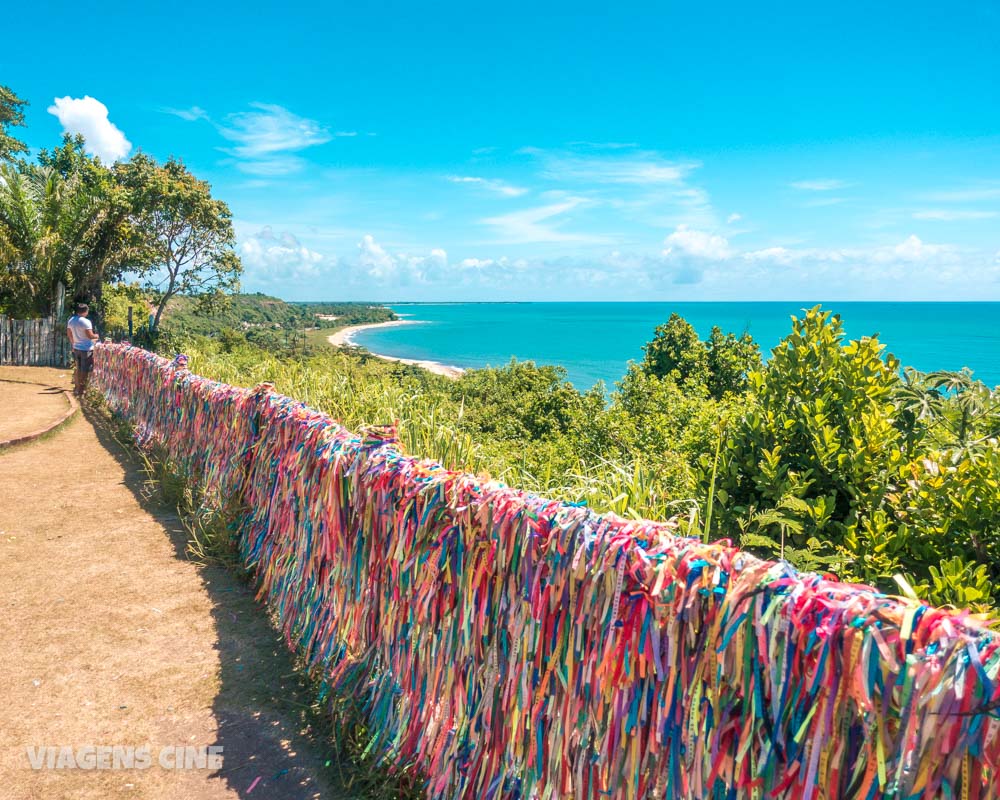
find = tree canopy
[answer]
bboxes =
[0,136,151,317]
[641,313,760,398]
[119,154,241,329]
[0,85,28,161]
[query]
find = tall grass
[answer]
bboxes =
[184,342,696,532]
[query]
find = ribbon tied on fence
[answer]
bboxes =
[94,343,1000,800]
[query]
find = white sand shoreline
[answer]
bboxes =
[327,320,466,379]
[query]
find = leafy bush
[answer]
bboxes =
[641,313,760,399]
[173,304,999,611]
[717,308,906,565]
[642,314,710,388]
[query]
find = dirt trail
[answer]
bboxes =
[0,377,74,443]
[0,367,343,799]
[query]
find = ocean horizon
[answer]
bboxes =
[347,302,1000,390]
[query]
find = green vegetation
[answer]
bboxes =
[155,293,395,355]
[642,312,761,398]
[176,306,999,613]
[0,130,238,328]
[0,144,139,318]
[0,84,28,161]
[118,154,241,329]
[161,293,393,335]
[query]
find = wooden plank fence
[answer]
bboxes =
[0,314,72,367]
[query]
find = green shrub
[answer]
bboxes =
[172,304,999,611]
[718,307,905,558]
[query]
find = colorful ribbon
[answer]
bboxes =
[93,343,1000,799]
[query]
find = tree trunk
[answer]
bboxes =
[151,263,177,332]
[152,298,165,331]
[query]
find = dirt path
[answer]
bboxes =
[0,367,344,799]
[0,377,74,443]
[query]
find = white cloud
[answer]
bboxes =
[219,103,331,174]
[744,246,796,265]
[565,141,640,150]
[912,209,999,221]
[726,213,742,224]
[513,147,721,231]
[541,153,699,185]
[237,228,998,301]
[654,234,969,295]
[790,179,849,191]
[237,155,312,177]
[239,227,326,284]
[883,234,949,262]
[459,257,495,270]
[164,105,209,122]
[403,248,449,283]
[221,103,330,156]
[47,96,132,163]
[358,234,396,279]
[662,225,732,260]
[481,198,608,244]
[740,235,953,267]
[446,176,529,197]
[356,236,451,285]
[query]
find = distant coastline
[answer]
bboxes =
[327,320,465,379]
[325,301,1000,390]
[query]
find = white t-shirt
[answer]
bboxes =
[67,315,96,351]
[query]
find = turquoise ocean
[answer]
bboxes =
[350,303,1000,390]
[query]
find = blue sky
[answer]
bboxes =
[5,0,1000,300]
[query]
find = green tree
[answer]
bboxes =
[101,282,149,331]
[0,164,99,316]
[452,359,597,441]
[891,447,1000,610]
[120,155,241,329]
[609,364,731,466]
[38,136,149,315]
[642,313,710,389]
[895,369,999,455]
[0,144,146,319]
[641,315,761,400]
[706,326,761,398]
[602,364,746,506]
[716,307,907,580]
[0,85,28,161]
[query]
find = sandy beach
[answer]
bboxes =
[328,320,466,379]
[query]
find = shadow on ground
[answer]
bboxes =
[84,405,386,800]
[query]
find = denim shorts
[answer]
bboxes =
[73,349,94,373]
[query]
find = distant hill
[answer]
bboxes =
[161,293,395,337]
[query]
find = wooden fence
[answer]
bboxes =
[0,314,72,367]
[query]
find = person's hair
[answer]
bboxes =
[75,303,89,314]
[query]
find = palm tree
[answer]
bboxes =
[0,165,67,315]
[894,367,999,457]
[0,159,132,319]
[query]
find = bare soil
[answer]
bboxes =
[0,367,348,799]
[0,377,73,443]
